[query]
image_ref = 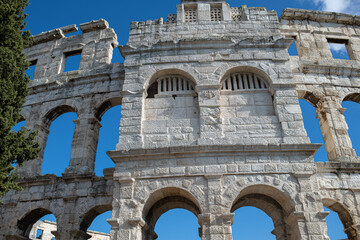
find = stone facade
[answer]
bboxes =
[1,0,360,239]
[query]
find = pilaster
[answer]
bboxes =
[316,97,357,162]
[65,116,101,175]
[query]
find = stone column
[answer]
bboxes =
[316,97,356,162]
[112,178,145,240]
[65,115,101,175]
[197,87,223,145]
[16,121,49,178]
[204,175,234,240]
[295,173,330,240]
[198,214,211,240]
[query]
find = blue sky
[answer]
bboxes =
[20,0,360,239]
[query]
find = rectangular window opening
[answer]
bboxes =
[327,38,352,60]
[36,229,44,239]
[287,36,299,56]
[63,49,82,72]
[211,4,222,21]
[26,60,37,80]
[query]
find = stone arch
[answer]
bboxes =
[215,64,278,87]
[231,184,300,240]
[298,90,321,107]
[322,198,359,240]
[145,69,198,99]
[142,187,202,239]
[95,97,122,121]
[142,67,199,93]
[79,204,112,232]
[223,176,299,209]
[142,69,200,148]
[219,66,272,89]
[17,208,57,238]
[339,88,360,104]
[43,104,78,127]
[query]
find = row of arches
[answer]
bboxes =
[18,205,112,239]
[14,97,122,176]
[15,186,357,240]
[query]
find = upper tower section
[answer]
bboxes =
[116,0,312,151]
[121,0,282,58]
[177,0,232,23]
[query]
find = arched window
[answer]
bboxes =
[220,70,279,141]
[147,75,196,98]
[221,72,268,91]
[144,73,199,148]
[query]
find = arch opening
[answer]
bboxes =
[232,206,275,240]
[342,96,360,156]
[143,187,202,239]
[298,99,327,162]
[18,208,57,239]
[42,111,78,176]
[80,205,112,238]
[231,185,300,240]
[323,199,358,240]
[95,98,122,176]
[154,209,201,240]
[43,105,77,127]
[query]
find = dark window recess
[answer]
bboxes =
[26,60,37,80]
[327,38,352,60]
[147,81,158,99]
[63,50,82,72]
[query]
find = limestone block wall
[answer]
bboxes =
[144,95,200,148]
[220,90,281,142]
[1,1,360,240]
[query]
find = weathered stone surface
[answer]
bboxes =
[1,1,360,240]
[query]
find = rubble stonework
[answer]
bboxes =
[1,0,360,239]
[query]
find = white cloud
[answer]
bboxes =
[329,43,346,52]
[312,0,360,15]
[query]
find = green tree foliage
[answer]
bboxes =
[0,0,40,197]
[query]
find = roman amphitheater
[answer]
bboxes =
[1,0,360,239]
